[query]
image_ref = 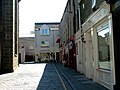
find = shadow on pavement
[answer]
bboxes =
[37,62,64,90]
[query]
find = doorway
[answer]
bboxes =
[56,52,60,62]
[0,43,1,72]
[113,12,120,88]
[19,53,21,64]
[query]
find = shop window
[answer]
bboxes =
[97,22,111,70]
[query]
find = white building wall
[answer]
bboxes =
[19,48,25,63]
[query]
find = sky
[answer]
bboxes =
[19,0,68,37]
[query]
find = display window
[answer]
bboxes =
[97,21,111,70]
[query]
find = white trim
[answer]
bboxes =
[82,2,110,33]
[108,14,116,90]
[92,0,96,9]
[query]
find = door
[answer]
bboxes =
[56,52,60,62]
[19,53,21,64]
[113,13,120,89]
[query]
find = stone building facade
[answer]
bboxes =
[0,0,20,73]
[60,0,118,89]
[59,0,78,69]
[34,22,60,62]
[79,0,115,89]
[19,37,35,63]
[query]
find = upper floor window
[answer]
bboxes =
[40,28,49,35]
[92,0,96,9]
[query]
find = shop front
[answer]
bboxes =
[68,35,76,69]
[82,2,115,89]
[75,30,83,73]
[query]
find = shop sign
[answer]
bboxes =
[82,4,110,32]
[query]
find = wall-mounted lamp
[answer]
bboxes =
[81,34,86,43]
[21,44,24,48]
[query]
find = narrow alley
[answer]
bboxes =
[0,62,108,90]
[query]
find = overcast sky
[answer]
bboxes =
[19,0,68,37]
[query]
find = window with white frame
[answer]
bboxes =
[97,21,111,70]
[40,28,49,35]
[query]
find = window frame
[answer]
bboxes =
[40,28,49,35]
[97,21,111,71]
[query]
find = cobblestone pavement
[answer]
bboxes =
[0,63,46,90]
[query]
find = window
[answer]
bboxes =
[92,0,96,9]
[44,29,48,34]
[97,22,111,70]
[40,28,49,35]
[50,27,59,30]
[41,41,49,48]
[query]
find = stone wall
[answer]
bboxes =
[0,0,19,73]
[80,0,104,24]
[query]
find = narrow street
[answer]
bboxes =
[0,62,108,90]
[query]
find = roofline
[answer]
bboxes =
[60,0,69,23]
[35,22,60,25]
